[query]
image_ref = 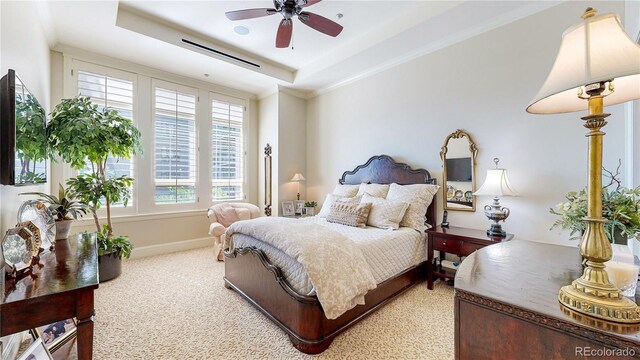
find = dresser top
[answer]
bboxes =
[455,240,640,343]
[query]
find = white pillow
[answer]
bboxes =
[356,183,390,198]
[318,193,361,218]
[333,184,359,197]
[386,183,439,233]
[361,193,409,230]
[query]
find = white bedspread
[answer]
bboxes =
[226,217,377,319]
[226,217,425,316]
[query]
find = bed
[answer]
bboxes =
[223,155,437,354]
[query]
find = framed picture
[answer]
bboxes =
[31,318,77,352]
[281,201,295,217]
[294,200,305,215]
[17,338,54,360]
[301,208,307,216]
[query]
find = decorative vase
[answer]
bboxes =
[306,207,315,216]
[54,219,73,240]
[99,251,122,282]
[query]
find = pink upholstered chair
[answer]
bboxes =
[207,203,260,261]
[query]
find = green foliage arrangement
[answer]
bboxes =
[21,183,88,221]
[304,201,318,208]
[47,96,142,258]
[550,164,640,243]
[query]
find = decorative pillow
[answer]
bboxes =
[356,183,390,198]
[386,183,440,232]
[326,202,373,228]
[333,184,359,197]
[361,193,410,230]
[317,193,361,218]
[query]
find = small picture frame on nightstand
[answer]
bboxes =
[282,201,295,217]
[294,200,305,215]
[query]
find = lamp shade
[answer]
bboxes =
[474,169,519,197]
[527,12,640,114]
[290,173,306,182]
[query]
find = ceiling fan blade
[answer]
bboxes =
[299,12,343,37]
[276,19,293,48]
[302,0,322,7]
[225,8,277,21]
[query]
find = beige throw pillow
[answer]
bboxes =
[356,183,390,198]
[386,183,440,232]
[317,193,361,218]
[361,193,410,230]
[333,184,360,197]
[326,202,373,228]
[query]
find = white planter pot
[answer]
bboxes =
[55,219,73,240]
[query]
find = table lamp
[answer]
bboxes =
[474,158,518,237]
[527,8,640,323]
[290,173,305,200]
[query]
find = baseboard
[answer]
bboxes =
[130,237,212,259]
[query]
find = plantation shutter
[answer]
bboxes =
[77,70,134,205]
[211,99,244,201]
[154,86,197,204]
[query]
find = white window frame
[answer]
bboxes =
[149,78,201,213]
[209,92,248,203]
[66,59,139,217]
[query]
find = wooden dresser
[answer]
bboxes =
[455,240,640,359]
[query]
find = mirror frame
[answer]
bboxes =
[440,129,478,212]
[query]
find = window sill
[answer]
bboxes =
[75,209,208,225]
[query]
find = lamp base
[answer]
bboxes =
[486,223,506,237]
[559,262,640,323]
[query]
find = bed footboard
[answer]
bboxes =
[223,246,427,354]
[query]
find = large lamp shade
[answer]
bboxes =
[527,12,640,114]
[474,169,519,197]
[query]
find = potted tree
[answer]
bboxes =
[21,183,88,240]
[47,96,141,281]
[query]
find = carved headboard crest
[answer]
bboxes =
[338,155,437,227]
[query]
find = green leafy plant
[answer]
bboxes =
[304,201,317,208]
[47,96,142,259]
[550,163,640,242]
[21,183,89,221]
[95,226,132,258]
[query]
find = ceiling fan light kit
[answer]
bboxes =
[226,0,343,48]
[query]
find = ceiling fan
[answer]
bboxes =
[225,0,344,48]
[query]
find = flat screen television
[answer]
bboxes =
[0,69,47,185]
[446,157,472,182]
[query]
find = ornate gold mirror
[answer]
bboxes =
[440,130,478,212]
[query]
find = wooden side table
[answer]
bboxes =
[426,226,513,289]
[1,233,99,360]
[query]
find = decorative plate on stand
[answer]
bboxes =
[2,221,40,273]
[17,200,55,251]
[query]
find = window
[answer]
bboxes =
[77,69,135,205]
[153,84,197,204]
[211,98,244,201]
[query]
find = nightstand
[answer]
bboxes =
[426,226,513,289]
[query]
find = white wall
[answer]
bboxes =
[278,90,307,203]
[0,1,51,235]
[306,0,631,246]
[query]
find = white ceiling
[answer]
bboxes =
[41,1,562,96]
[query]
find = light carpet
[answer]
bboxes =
[93,246,455,359]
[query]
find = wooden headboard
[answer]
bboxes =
[339,155,437,228]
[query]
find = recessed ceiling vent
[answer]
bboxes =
[181,39,261,68]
